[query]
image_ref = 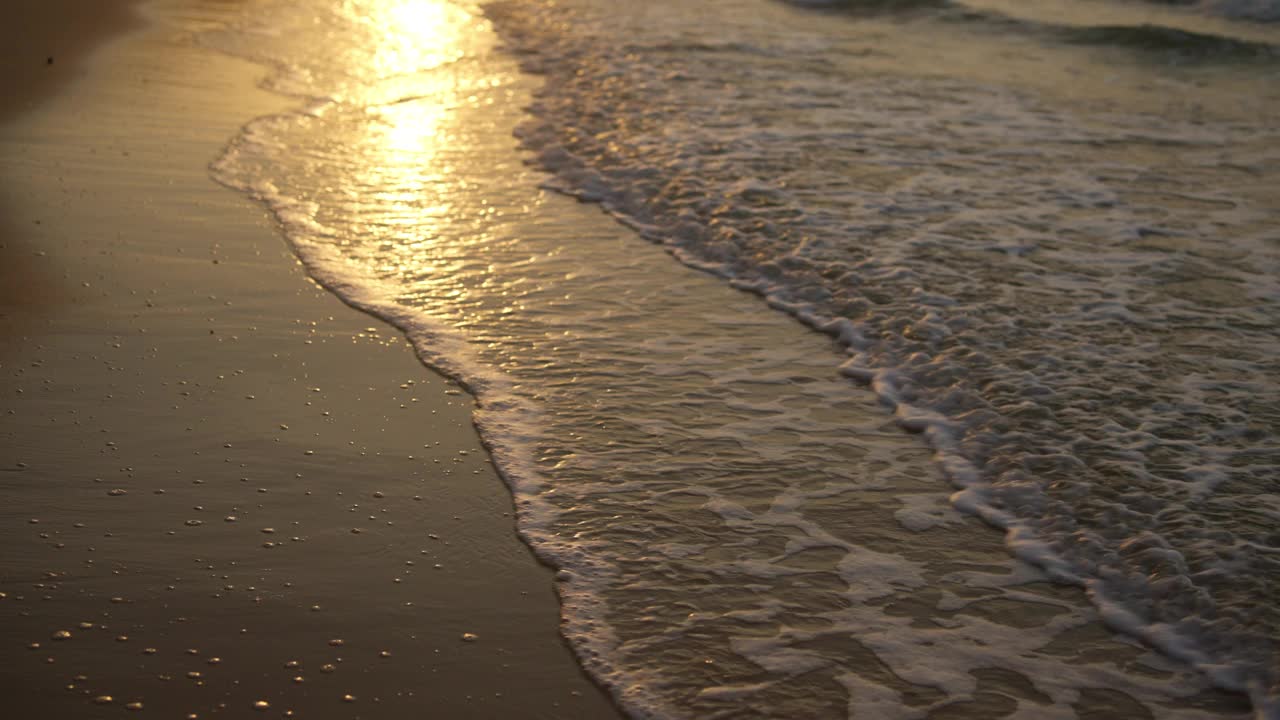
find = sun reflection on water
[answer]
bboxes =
[321,0,513,296]
[345,0,471,79]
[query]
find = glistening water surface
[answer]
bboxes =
[203,0,1277,717]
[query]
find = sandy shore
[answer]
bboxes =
[1,0,144,125]
[0,1,622,718]
[0,0,142,312]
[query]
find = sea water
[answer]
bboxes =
[201,0,1280,717]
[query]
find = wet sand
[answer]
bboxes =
[1,0,144,124]
[0,0,141,313]
[0,1,622,718]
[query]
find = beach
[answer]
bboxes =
[0,1,621,717]
[3,0,1277,717]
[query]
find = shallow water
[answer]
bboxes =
[203,0,1278,717]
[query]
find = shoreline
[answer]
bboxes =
[0,1,623,717]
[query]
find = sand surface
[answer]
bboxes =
[0,1,622,717]
[0,0,142,312]
[1,0,144,124]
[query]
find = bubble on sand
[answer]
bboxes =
[185,520,203,527]
[379,650,391,658]
[342,694,356,703]
[253,700,270,711]
[126,701,143,711]
[143,648,157,655]
[320,664,336,674]
[285,660,300,669]
[108,489,127,496]
[93,695,113,705]
[327,639,344,647]
[293,675,304,683]
[461,633,478,642]
[187,672,202,680]
[52,630,71,640]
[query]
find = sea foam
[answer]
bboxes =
[203,0,1277,716]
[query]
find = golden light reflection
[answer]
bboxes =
[332,0,509,290]
[345,0,473,79]
[375,95,448,155]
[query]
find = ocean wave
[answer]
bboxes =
[1198,0,1280,22]
[1135,0,1280,18]
[199,0,1280,715]
[781,0,952,12]
[782,0,1280,63]
[1058,22,1277,59]
[486,0,1280,713]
